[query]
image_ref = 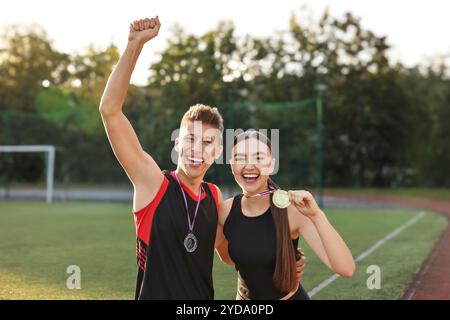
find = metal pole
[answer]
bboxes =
[4,107,11,199]
[46,146,55,203]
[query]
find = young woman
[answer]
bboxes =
[215,130,356,300]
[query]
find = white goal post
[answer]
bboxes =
[0,145,55,203]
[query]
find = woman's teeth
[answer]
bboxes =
[242,173,260,182]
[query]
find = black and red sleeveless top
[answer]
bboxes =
[133,170,219,300]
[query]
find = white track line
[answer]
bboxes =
[307,211,425,298]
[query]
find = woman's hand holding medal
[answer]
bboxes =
[287,190,323,218]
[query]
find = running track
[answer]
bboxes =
[332,194,450,300]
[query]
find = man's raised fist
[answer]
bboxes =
[128,16,161,44]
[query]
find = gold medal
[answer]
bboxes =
[272,189,290,209]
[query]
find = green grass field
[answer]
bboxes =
[0,201,447,300]
[324,187,450,202]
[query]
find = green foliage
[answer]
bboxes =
[0,24,70,111]
[0,8,449,187]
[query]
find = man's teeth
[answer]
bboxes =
[188,157,203,164]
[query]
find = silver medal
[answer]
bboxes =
[174,172,202,254]
[184,232,198,253]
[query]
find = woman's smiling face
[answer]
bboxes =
[230,136,275,195]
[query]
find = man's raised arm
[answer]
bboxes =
[99,17,163,211]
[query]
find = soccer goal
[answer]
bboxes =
[0,145,55,203]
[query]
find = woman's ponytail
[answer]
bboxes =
[268,178,298,292]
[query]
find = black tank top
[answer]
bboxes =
[133,170,219,300]
[223,194,299,300]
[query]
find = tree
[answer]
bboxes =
[0,24,70,111]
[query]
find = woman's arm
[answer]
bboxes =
[289,190,356,277]
[215,196,235,266]
[215,226,234,266]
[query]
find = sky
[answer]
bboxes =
[1,0,449,85]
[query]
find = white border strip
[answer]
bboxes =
[308,211,425,298]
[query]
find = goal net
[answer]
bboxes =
[0,145,55,203]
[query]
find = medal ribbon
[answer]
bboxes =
[174,172,203,233]
[244,184,277,198]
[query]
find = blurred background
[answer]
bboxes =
[0,0,449,300]
[1,0,449,196]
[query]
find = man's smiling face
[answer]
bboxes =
[176,120,223,180]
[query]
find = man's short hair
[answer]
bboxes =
[180,104,224,133]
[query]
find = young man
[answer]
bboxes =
[99,16,305,300]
